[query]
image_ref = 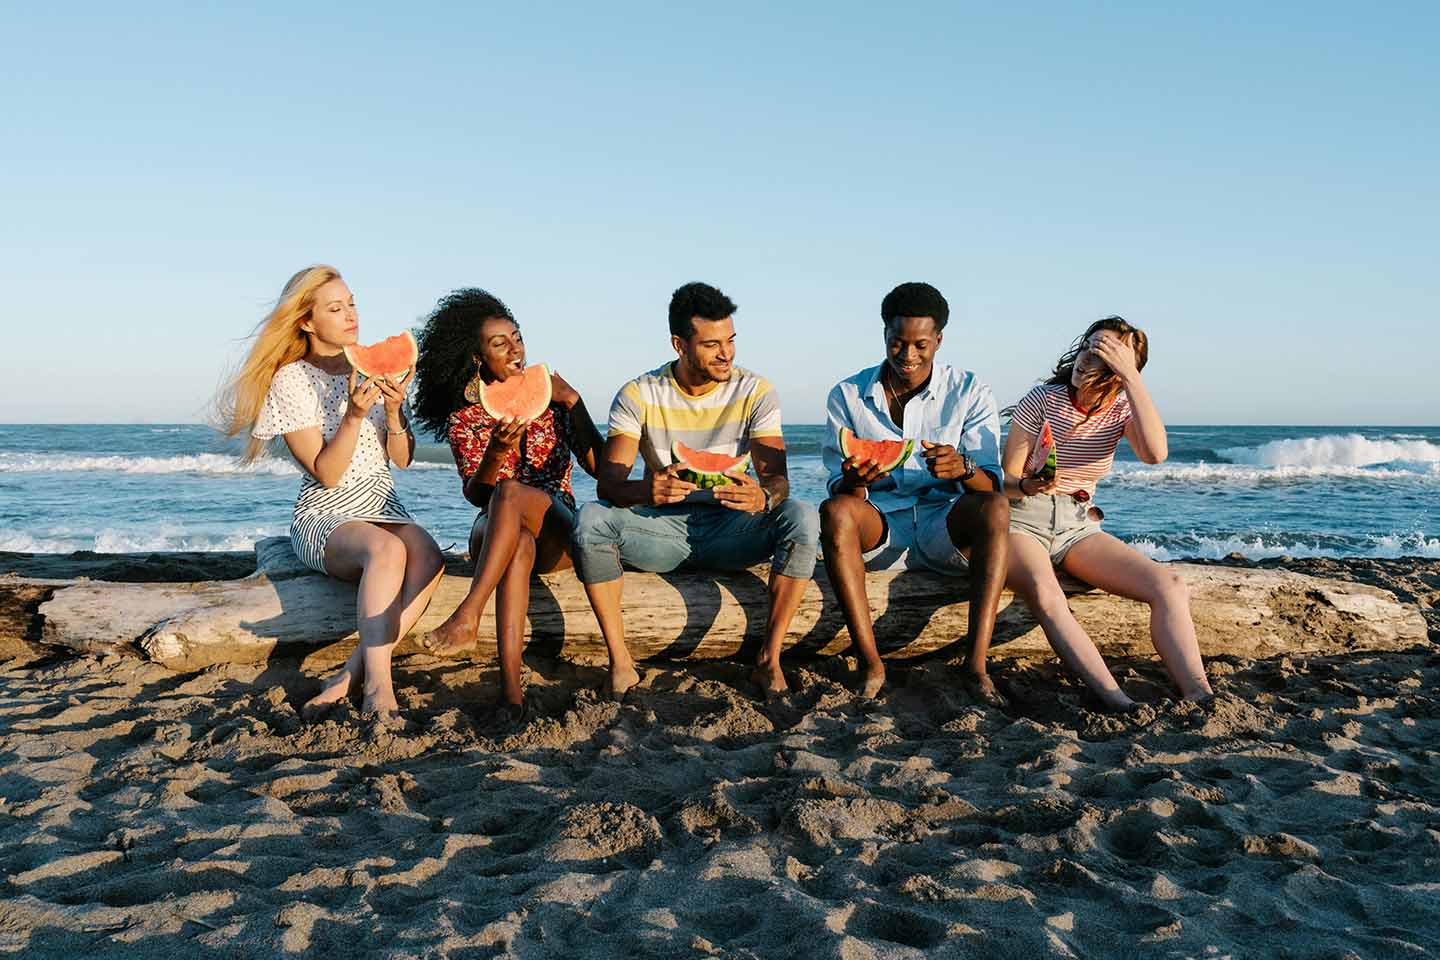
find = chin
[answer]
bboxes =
[709,367,734,382]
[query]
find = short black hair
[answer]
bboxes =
[881,282,949,332]
[668,282,737,339]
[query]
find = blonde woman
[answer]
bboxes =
[1002,317,1213,711]
[221,265,444,722]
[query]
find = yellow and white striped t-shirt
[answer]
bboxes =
[607,362,784,472]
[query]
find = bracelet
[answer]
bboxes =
[1018,477,1031,496]
[388,422,409,436]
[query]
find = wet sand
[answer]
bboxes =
[1,554,1437,958]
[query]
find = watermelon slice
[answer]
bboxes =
[478,363,553,421]
[1024,420,1057,481]
[672,441,750,489]
[838,426,914,473]
[344,332,417,380]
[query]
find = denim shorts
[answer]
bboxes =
[1008,493,1104,564]
[860,497,968,574]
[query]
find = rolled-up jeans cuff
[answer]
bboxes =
[772,541,818,579]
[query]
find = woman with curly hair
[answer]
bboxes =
[1002,317,1213,711]
[412,288,603,720]
[219,265,444,723]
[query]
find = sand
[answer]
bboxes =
[1,555,1437,958]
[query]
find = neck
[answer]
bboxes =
[671,360,712,397]
[305,337,349,373]
[885,364,931,399]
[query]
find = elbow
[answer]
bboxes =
[317,474,342,489]
[1140,448,1168,465]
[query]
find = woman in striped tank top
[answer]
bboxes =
[1001,317,1213,711]
[222,266,445,723]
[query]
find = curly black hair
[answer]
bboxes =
[412,288,515,440]
[880,282,949,331]
[668,282,737,339]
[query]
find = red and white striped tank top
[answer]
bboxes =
[1012,384,1132,496]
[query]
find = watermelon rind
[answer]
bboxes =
[344,332,418,380]
[478,363,552,421]
[672,441,750,489]
[838,426,914,473]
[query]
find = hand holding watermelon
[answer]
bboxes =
[649,464,699,506]
[344,368,383,420]
[919,440,974,481]
[712,470,766,513]
[488,417,530,452]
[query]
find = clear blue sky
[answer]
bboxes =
[3,2,1436,425]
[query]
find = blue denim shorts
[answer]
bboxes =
[860,497,968,574]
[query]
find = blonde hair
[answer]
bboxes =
[218,265,342,461]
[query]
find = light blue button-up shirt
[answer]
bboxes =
[823,362,1004,514]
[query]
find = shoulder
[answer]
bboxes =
[731,366,775,397]
[268,362,317,396]
[1020,382,1060,405]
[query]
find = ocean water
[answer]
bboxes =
[0,424,1436,561]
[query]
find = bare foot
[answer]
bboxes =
[423,614,477,658]
[961,671,1008,708]
[608,665,641,701]
[859,666,886,700]
[1085,687,1140,714]
[302,669,357,719]
[751,663,788,699]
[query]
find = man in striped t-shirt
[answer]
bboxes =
[572,282,820,699]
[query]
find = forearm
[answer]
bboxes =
[386,426,414,468]
[597,475,654,508]
[463,445,512,508]
[960,468,1000,495]
[1122,375,1168,463]
[568,399,605,477]
[759,473,789,504]
[312,416,364,486]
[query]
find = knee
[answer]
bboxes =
[1152,569,1189,607]
[1028,583,1072,622]
[776,497,820,546]
[493,477,527,509]
[574,501,619,545]
[977,492,1011,534]
[368,532,408,573]
[818,497,858,543]
[513,530,537,566]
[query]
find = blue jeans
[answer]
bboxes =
[572,498,820,584]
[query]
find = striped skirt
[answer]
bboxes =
[289,473,414,574]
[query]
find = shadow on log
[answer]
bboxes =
[31,537,1429,673]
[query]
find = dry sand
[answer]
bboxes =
[1,555,1437,958]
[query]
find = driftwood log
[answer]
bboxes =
[32,537,1428,673]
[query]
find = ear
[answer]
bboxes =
[934,329,944,349]
[670,334,686,357]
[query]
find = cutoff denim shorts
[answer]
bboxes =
[1008,493,1104,565]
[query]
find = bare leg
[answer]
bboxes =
[947,492,1011,702]
[1006,533,1135,710]
[581,577,640,699]
[751,572,810,697]
[1060,533,1214,700]
[495,530,535,707]
[305,523,409,715]
[426,480,555,656]
[819,496,888,697]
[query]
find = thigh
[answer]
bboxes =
[606,504,696,573]
[1005,532,1066,606]
[380,521,443,575]
[1059,531,1170,603]
[694,507,779,571]
[322,520,400,581]
[533,499,577,573]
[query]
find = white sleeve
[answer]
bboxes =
[253,365,322,439]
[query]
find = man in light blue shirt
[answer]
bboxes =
[820,282,1011,704]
